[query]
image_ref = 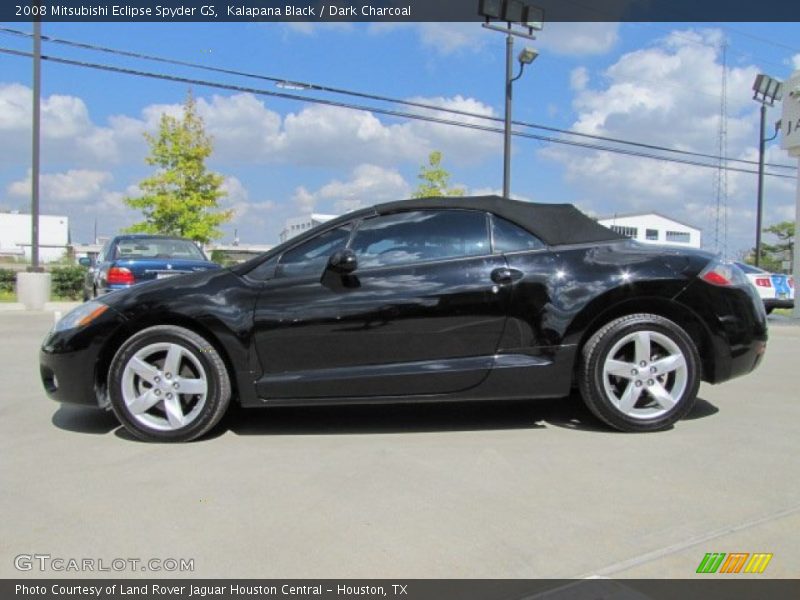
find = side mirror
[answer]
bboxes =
[78,257,92,267]
[327,249,358,274]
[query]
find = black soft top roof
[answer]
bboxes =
[371,195,623,246]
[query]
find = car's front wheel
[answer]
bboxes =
[579,314,700,432]
[108,325,231,442]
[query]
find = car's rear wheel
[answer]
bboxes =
[579,314,700,432]
[108,325,231,442]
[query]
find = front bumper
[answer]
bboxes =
[39,305,126,407]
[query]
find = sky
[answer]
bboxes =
[1,20,799,258]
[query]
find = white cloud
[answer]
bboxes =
[8,169,113,203]
[536,23,619,56]
[542,28,794,256]
[293,164,411,215]
[392,23,618,57]
[792,53,800,70]
[570,67,589,91]
[220,176,276,225]
[0,83,115,164]
[411,22,618,57]
[416,23,487,56]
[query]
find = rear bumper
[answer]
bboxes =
[764,298,794,310]
[675,280,768,384]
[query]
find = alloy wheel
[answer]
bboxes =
[601,330,688,420]
[120,342,208,431]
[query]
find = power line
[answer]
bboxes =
[0,46,795,181]
[0,26,795,173]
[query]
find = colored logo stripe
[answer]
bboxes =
[697,553,726,573]
[744,553,773,574]
[719,553,749,573]
[696,552,773,574]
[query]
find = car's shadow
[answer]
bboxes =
[51,393,719,441]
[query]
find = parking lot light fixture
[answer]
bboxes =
[478,1,544,198]
[752,73,784,267]
[478,0,504,20]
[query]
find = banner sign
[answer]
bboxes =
[3,0,800,23]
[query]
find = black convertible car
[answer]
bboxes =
[40,196,767,441]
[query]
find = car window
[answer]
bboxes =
[113,239,206,260]
[276,225,352,279]
[350,210,489,269]
[247,255,279,281]
[492,215,546,253]
[98,241,111,262]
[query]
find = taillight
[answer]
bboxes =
[701,270,730,286]
[790,278,795,289]
[107,267,134,285]
[698,260,748,287]
[754,277,772,287]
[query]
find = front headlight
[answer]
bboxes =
[54,301,110,332]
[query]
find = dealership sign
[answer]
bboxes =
[782,70,800,157]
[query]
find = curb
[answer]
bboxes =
[0,301,81,313]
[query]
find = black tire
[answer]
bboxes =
[578,313,700,432]
[108,325,231,442]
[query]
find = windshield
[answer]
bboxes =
[113,239,207,261]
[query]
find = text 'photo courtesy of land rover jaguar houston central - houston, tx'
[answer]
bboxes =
[40,196,767,442]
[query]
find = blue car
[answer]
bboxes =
[80,235,220,301]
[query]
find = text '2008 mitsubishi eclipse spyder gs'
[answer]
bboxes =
[40,196,767,441]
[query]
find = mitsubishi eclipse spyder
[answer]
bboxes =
[40,196,768,442]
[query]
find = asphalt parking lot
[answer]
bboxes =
[1,311,799,579]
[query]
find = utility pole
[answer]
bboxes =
[778,70,800,319]
[30,17,41,272]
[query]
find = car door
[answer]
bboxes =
[252,209,511,399]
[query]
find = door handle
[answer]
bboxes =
[491,267,523,284]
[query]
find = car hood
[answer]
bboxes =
[98,266,233,309]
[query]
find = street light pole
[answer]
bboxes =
[479,1,543,199]
[752,73,783,268]
[503,31,513,199]
[755,103,766,267]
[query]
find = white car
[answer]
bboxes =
[735,262,795,314]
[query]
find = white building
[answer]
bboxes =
[0,212,69,262]
[598,213,701,248]
[279,213,337,243]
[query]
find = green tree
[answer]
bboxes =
[412,151,465,198]
[745,221,794,272]
[125,91,232,243]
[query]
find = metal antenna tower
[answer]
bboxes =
[713,42,729,258]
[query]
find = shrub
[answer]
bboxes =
[0,269,15,294]
[50,265,87,300]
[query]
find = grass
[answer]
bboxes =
[0,290,82,303]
